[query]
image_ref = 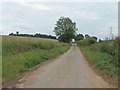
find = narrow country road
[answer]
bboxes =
[16,45,112,88]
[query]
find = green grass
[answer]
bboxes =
[79,46,118,86]
[3,36,61,56]
[2,36,70,82]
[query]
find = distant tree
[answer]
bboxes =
[78,37,96,46]
[9,33,14,36]
[16,31,19,36]
[8,32,56,40]
[88,37,96,45]
[48,35,56,39]
[85,34,90,39]
[76,34,84,41]
[105,37,109,41]
[53,16,78,43]
[99,39,103,43]
[58,33,73,43]
[92,36,97,41]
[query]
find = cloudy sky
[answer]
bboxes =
[0,1,118,39]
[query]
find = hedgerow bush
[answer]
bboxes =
[78,38,119,85]
[78,37,96,46]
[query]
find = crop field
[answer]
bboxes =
[2,36,70,82]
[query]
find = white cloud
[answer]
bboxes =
[106,19,118,37]
[1,2,118,39]
[19,2,53,10]
[94,18,118,39]
[1,25,14,34]
[72,11,102,20]
[108,19,118,27]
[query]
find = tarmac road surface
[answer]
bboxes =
[16,45,112,88]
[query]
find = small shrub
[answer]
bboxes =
[78,37,96,46]
[89,43,100,51]
[114,37,120,46]
[99,42,109,53]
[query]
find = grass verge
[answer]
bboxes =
[2,36,70,82]
[79,46,118,86]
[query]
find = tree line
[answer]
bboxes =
[9,16,102,43]
[53,16,99,43]
[9,32,56,39]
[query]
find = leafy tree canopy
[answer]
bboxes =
[76,34,84,41]
[85,34,90,39]
[54,17,78,42]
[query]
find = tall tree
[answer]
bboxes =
[53,17,77,43]
[92,36,97,41]
[16,31,19,36]
[76,34,84,41]
[85,34,90,39]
